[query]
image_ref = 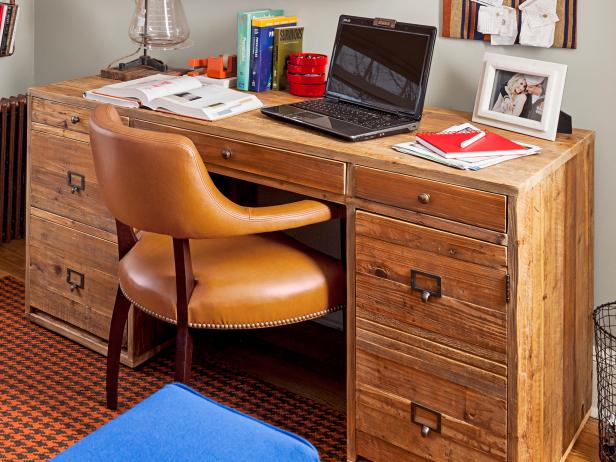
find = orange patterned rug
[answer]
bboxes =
[0,276,346,461]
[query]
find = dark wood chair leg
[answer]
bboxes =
[174,324,193,382]
[173,237,196,384]
[106,286,131,410]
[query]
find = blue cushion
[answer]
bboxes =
[50,383,319,462]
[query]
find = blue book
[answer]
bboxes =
[236,9,283,91]
[249,16,297,92]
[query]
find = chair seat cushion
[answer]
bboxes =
[50,383,320,462]
[119,232,345,328]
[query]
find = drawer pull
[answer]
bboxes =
[221,148,233,159]
[66,268,85,291]
[411,269,442,300]
[67,171,86,194]
[417,192,431,204]
[411,402,441,437]
[70,115,81,124]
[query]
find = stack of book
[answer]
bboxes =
[237,9,304,92]
[393,123,541,171]
[0,1,19,57]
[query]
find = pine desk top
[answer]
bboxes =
[29,76,594,196]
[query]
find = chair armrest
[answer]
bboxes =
[244,200,340,234]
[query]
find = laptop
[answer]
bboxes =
[261,15,437,142]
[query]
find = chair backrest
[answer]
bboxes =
[89,104,251,239]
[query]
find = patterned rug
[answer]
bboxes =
[0,276,346,461]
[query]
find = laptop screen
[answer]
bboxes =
[326,19,435,117]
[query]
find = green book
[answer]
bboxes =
[237,8,283,91]
[272,26,304,91]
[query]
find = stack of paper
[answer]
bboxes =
[393,123,541,171]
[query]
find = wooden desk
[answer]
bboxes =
[27,76,594,462]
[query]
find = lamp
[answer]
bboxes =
[120,0,191,72]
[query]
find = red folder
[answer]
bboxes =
[416,131,529,159]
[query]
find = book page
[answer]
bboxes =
[91,74,202,104]
[149,86,260,119]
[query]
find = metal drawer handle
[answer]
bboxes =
[67,171,85,194]
[411,269,442,302]
[71,115,81,124]
[418,192,431,204]
[221,148,232,160]
[411,402,441,438]
[66,268,85,292]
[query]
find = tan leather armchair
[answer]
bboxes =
[89,105,346,410]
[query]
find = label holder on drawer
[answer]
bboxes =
[410,269,442,303]
[411,402,442,437]
[66,268,85,292]
[67,171,86,194]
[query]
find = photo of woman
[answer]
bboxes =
[490,73,528,117]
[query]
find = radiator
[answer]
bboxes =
[0,95,27,243]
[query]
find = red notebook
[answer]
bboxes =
[416,130,528,159]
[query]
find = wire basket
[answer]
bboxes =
[594,302,616,461]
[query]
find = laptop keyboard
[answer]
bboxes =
[292,99,410,130]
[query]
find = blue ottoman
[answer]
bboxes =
[50,383,319,462]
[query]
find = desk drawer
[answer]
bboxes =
[31,98,128,135]
[30,131,115,233]
[356,382,507,461]
[356,328,507,461]
[133,120,346,195]
[355,211,508,367]
[29,215,118,339]
[354,166,507,232]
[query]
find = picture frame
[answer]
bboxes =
[472,52,567,141]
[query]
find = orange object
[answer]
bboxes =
[206,55,237,79]
[187,58,208,68]
[187,55,237,79]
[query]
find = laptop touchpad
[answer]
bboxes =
[296,112,367,135]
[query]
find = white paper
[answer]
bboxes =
[478,6,517,36]
[472,0,504,6]
[519,0,559,47]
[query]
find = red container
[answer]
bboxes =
[289,82,327,97]
[287,53,328,97]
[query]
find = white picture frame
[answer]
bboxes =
[472,52,567,141]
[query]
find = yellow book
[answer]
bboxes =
[251,15,298,28]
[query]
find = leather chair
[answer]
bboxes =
[89,105,346,410]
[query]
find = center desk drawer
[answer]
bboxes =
[133,120,346,195]
[30,131,115,233]
[28,215,118,340]
[354,166,507,232]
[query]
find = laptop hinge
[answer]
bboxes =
[373,17,397,28]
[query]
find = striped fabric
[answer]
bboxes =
[442,0,577,49]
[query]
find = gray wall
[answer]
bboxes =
[24,1,616,307]
[0,0,34,97]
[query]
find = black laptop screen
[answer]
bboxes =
[327,22,433,116]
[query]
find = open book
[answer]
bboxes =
[84,74,262,121]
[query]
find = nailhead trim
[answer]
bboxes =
[119,283,344,329]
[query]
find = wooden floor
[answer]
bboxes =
[0,238,25,282]
[0,238,600,460]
